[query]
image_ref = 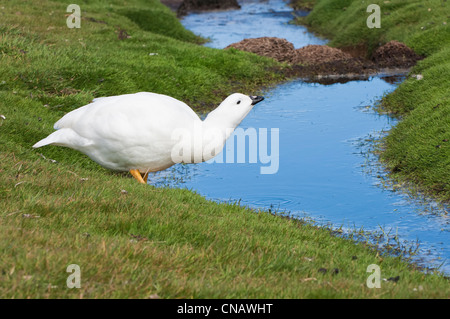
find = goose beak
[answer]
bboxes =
[250,95,264,105]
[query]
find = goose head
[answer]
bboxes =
[204,93,264,129]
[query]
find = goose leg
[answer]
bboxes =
[141,171,149,183]
[129,169,146,184]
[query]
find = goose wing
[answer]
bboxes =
[55,92,201,143]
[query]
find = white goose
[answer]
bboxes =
[33,92,264,183]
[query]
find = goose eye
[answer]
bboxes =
[237,100,241,105]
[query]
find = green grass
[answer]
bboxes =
[294,0,450,201]
[1,151,449,298]
[0,0,449,298]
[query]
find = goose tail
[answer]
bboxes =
[32,128,92,149]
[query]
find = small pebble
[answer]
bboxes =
[318,268,327,274]
[386,275,400,283]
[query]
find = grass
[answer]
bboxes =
[2,151,449,298]
[290,0,317,10]
[0,0,449,298]
[293,0,450,201]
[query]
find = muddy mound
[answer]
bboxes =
[177,0,240,16]
[226,38,354,65]
[292,45,352,65]
[288,58,377,80]
[160,0,184,11]
[372,40,423,68]
[226,37,297,63]
[226,37,420,83]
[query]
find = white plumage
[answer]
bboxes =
[33,92,264,183]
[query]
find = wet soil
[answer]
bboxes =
[372,40,423,68]
[225,37,297,63]
[160,0,185,11]
[226,37,423,82]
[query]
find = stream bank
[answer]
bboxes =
[291,0,450,202]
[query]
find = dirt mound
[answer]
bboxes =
[177,0,240,17]
[226,37,297,63]
[160,0,184,11]
[226,37,379,82]
[226,37,420,84]
[292,45,352,65]
[372,40,423,68]
[226,38,354,65]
